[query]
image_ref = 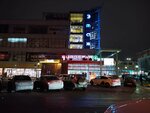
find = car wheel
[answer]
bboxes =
[7,87,12,93]
[7,82,13,93]
[64,81,75,90]
[90,81,94,86]
[40,84,48,92]
[105,83,110,88]
[100,82,105,87]
[82,87,86,91]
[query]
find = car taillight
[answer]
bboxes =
[112,79,120,82]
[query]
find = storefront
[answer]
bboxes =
[62,55,116,81]
[0,61,41,78]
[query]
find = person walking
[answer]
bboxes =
[140,74,143,86]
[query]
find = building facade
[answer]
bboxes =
[0,8,118,80]
[137,49,150,74]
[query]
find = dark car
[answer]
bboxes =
[7,75,34,92]
[34,75,64,91]
[123,76,136,87]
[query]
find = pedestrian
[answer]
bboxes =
[140,74,143,86]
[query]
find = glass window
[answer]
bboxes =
[69,44,83,49]
[69,34,83,42]
[8,38,27,43]
[13,26,26,33]
[70,13,83,23]
[70,25,83,33]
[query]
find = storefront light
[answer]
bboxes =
[40,59,60,63]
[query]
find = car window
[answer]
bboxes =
[95,76,101,79]
[111,75,119,79]
[41,76,59,80]
[14,75,31,81]
[101,76,108,79]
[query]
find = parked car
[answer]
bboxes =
[34,75,64,91]
[123,76,136,87]
[7,75,34,92]
[90,75,121,87]
[104,98,150,113]
[60,74,88,90]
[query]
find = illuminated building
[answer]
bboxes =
[137,49,150,74]
[117,59,139,75]
[69,8,100,49]
[0,8,120,80]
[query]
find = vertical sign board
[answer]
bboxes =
[83,8,101,50]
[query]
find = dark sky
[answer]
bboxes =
[0,0,150,60]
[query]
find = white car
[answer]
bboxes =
[90,75,121,87]
[34,75,64,91]
[60,74,88,90]
[7,75,34,92]
[104,98,150,113]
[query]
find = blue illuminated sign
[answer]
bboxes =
[86,42,90,46]
[87,14,91,19]
[84,8,101,49]
[86,24,91,28]
[86,33,91,37]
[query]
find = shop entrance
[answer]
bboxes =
[41,63,61,75]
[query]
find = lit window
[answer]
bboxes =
[69,44,83,49]
[70,25,83,33]
[70,13,83,23]
[8,38,27,43]
[70,34,83,42]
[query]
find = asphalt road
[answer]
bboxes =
[0,85,150,113]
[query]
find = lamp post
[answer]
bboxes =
[35,62,40,78]
[135,65,139,75]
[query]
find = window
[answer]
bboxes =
[69,34,83,43]
[69,44,83,49]
[8,38,27,43]
[70,25,83,33]
[13,26,26,33]
[70,13,83,23]
[28,26,48,34]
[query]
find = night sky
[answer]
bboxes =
[0,0,150,60]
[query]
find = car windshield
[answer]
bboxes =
[111,75,119,79]
[42,76,59,80]
[14,75,31,81]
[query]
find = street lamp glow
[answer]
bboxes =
[135,65,139,69]
[126,58,131,61]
